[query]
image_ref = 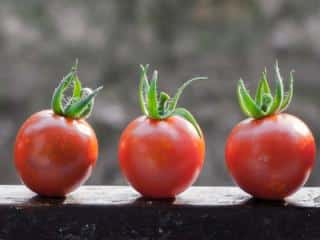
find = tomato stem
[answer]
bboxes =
[51,60,103,119]
[237,61,294,119]
[138,65,206,137]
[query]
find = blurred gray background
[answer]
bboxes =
[1,0,320,186]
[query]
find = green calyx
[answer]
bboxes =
[51,60,103,119]
[238,61,294,119]
[139,64,207,137]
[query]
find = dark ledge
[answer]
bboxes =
[0,186,320,240]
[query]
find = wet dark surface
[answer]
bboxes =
[0,186,319,239]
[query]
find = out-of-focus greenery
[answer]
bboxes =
[1,0,320,186]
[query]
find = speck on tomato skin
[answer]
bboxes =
[225,113,316,200]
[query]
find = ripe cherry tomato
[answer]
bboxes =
[119,115,205,198]
[226,114,315,199]
[119,65,206,198]
[225,63,316,200]
[14,61,102,197]
[15,110,98,197]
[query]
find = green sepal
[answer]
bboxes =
[265,62,284,115]
[64,87,103,119]
[158,91,170,115]
[51,66,77,115]
[255,69,271,106]
[51,60,102,119]
[173,108,202,137]
[237,79,264,118]
[137,65,206,137]
[72,75,82,101]
[260,93,273,113]
[237,61,294,119]
[76,88,94,118]
[138,64,149,115]
[147,71,160,119]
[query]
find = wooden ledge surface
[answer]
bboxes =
[1,185,320,207]
[0,186,320,240]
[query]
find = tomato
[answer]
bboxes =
[226,114,315,199]
[226,62,316,200]
[118,65,206,198]
[119,115,205,198]
[14,110,98,197]
[14,61,102,197]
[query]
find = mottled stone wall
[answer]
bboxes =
[0,0,319,186]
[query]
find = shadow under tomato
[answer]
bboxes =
[242,197,287,207]
[24,195,67,206]
[132,196,176,207]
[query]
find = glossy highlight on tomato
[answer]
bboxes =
[225,62,316,200]
[118,65,206,198]
[14,61,102,197]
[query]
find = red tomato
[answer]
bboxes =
[14,110,98,197]
[119,115,205,198]
[225,113,316,200]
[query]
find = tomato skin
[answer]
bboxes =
[225,113,316,200]
[118,115,205,198]
[14,110,98,197]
